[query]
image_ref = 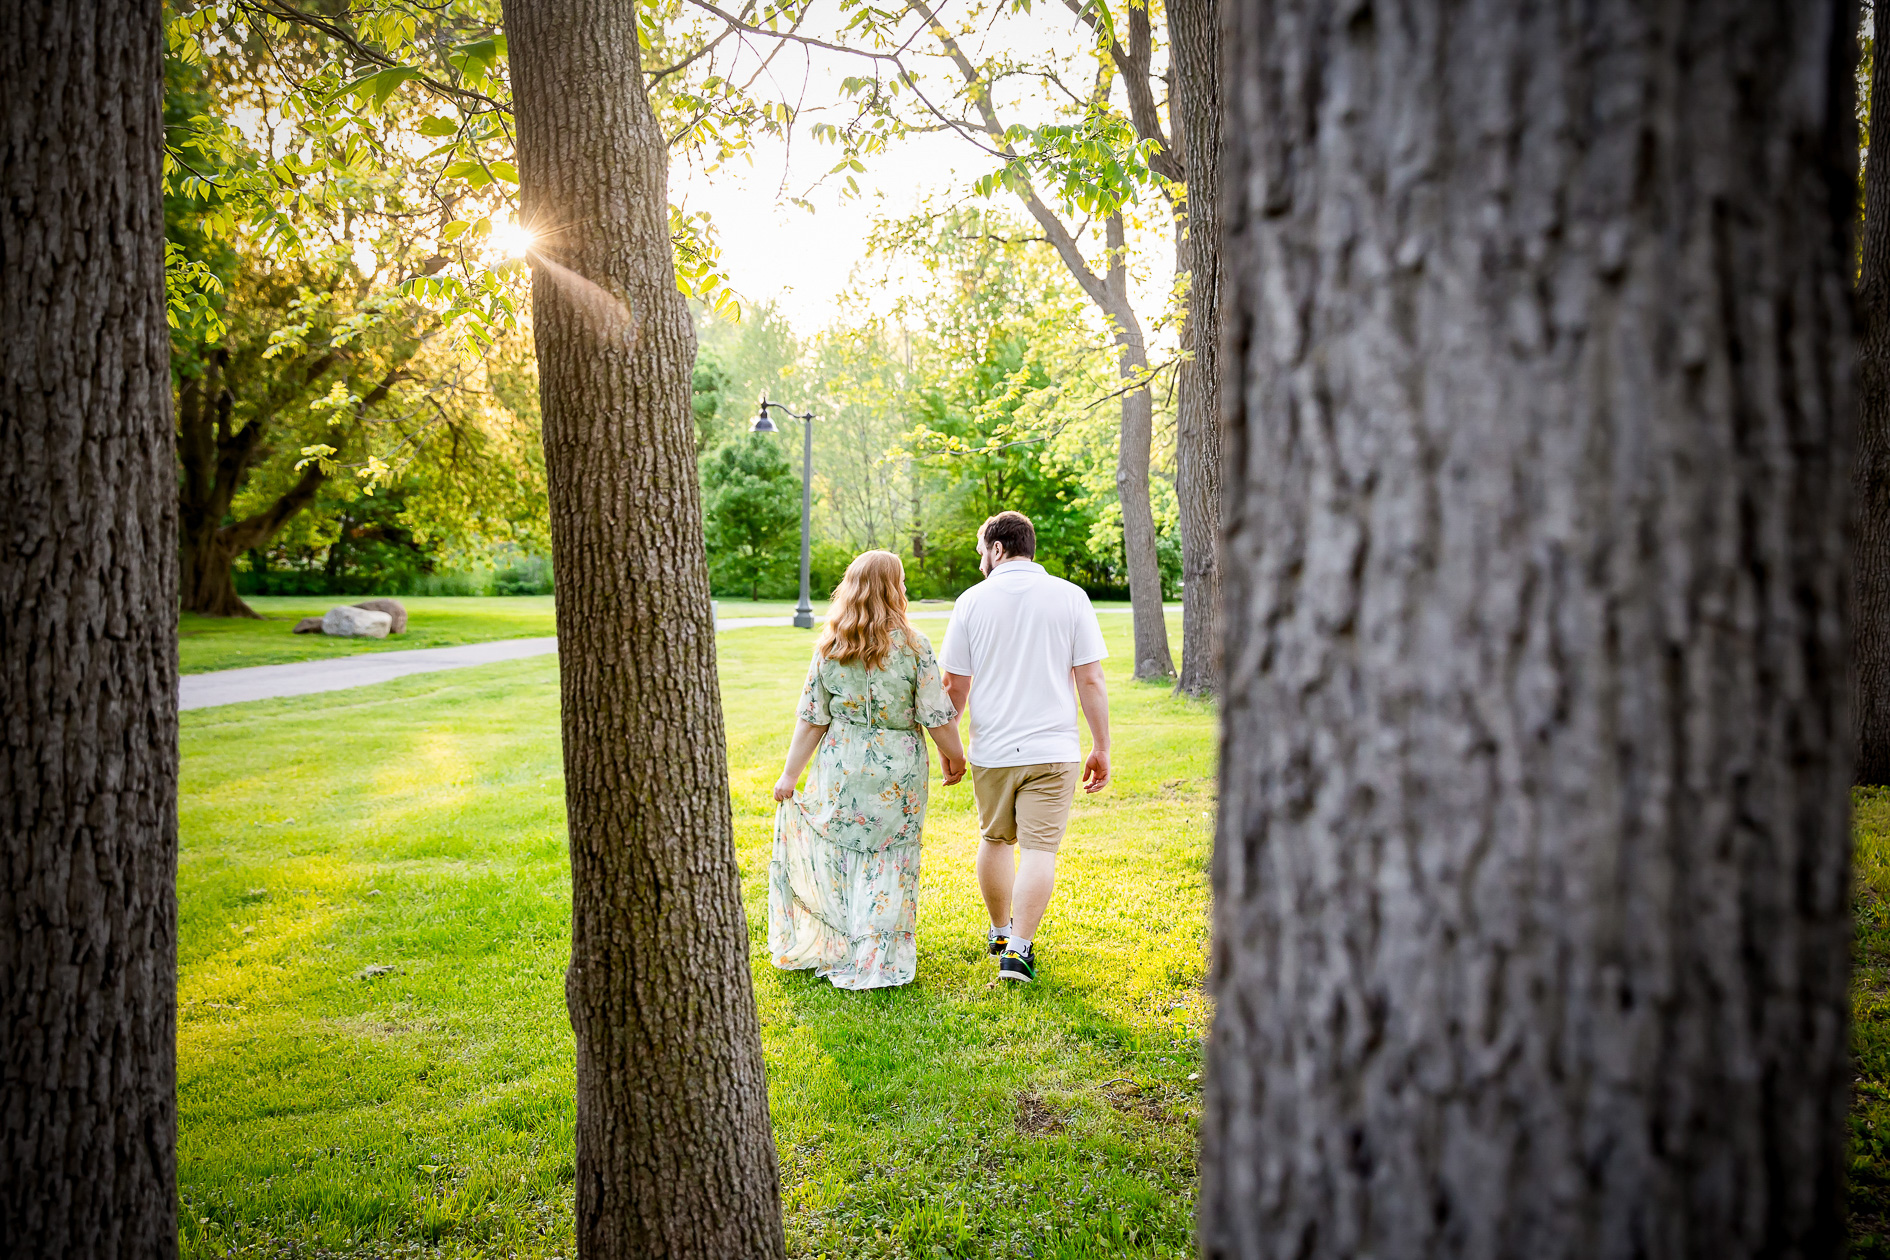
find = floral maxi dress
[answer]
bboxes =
[769,629,955,989]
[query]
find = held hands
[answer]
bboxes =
[939,752,967,786]
[773,776,797,803]
[1082,749,1111,794]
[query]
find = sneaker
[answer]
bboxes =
[986,926,1009,957]
[997,945,1036,982]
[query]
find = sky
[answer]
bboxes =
[662,0,1181,340]
[669,125,979,331]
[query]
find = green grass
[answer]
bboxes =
[1856,789,1890,1255]
[177,614,1213,1258]
[180,597,561,674]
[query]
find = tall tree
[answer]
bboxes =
[1167,0,1222,696]
[1201,3,1856,1257]
[499,0,786,1257]
[2,0,179,1255]
[1860,0,1890,784]
[907,0,1178,679]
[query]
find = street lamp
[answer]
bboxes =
[753,397,815,629]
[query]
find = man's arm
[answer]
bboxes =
[1072,660,1110,793]
[944,671,972,717]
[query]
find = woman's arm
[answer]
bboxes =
[773,720,829,802]
[926,720,967,786]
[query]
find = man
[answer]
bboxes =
[941,510,1110,983]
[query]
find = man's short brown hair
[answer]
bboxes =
[980,511,1036,560]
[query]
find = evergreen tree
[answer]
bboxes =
[702,433,803,600]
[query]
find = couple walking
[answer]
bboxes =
[767,510,1111,989]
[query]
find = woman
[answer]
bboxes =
[769,550,967,989]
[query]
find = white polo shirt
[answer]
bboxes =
[940,560,1107,768]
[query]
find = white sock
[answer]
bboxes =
[1008,933,1032,954]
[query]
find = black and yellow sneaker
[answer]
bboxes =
[987,926,1009,957]
[997,944,1036,982]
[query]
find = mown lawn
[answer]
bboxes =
[179,597,561,674]
[177,613,1212,1258]
[1856,789,1890,1255]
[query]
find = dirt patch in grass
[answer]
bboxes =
[1015,1089,1067,1135]
[1101,1079,1193,1128]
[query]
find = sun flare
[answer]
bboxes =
[489,220,534,259]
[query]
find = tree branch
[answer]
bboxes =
[236,0,510,113]
[1057,0,1181,183]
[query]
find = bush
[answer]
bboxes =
[406,570,489,597]
[491,553,553,596]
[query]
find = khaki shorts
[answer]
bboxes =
[971,762,1081,853]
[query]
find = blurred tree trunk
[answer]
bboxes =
[1168,0,1223,697]
[1202,3,1856,1257]
[1,0,179,1255]
[1859,0,1890,784]
[499,2,786,1258]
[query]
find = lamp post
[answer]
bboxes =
[753,397,816,629]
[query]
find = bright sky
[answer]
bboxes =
[669,128,979,331]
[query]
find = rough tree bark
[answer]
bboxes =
[1201,3,1856,1258]
[1168,0,1223,697]
[1859,0,1890,784]
[500,3,786,1258]
[1,0,180,1255]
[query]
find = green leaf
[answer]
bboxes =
[417,116,459,137]
[370,66,421,107]
[488,161,519,184]
[444,159,493,189]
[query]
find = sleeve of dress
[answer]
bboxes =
[913,637,956,728]
[797,652,832,726]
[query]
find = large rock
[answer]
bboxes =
[291,616,325,634]
[323,605,392,638]
[352,597,407,634]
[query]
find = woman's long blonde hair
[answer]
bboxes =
[817,550,917,671]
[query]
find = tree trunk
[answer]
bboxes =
[500,3,786,1259]
[1201,4,1856,1258]
[1109,213,1176,681]
[180,531,259,618]
[173,349,335,619]
[1,0,179,1255]
[1168,0,1223,698]
[1859,0,1890,784]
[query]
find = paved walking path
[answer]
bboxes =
[178,606,1169,712]
[179,637,563,712]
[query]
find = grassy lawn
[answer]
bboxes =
[1856,789,1890,1255]
[180,597,561,674]
[177,613,1212,1258]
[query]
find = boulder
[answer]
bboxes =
[323,605,392,638]
[352,597,407,634]
[292,616,325,634]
